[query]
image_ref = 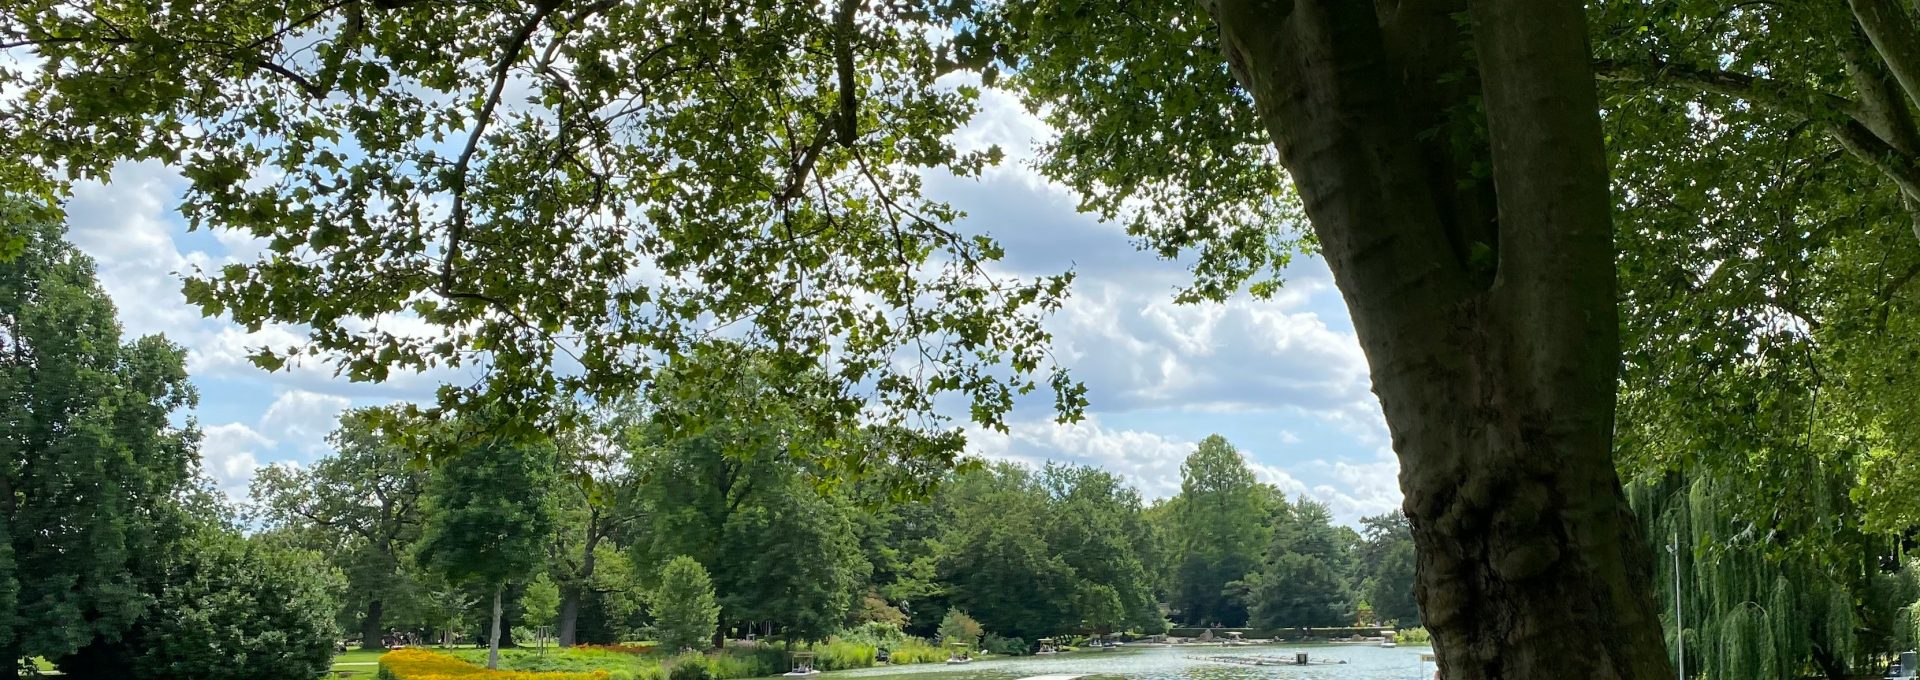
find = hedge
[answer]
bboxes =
[378,648,610,680]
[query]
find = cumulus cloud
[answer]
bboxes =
[260,390,354,459]
[200,423,274,499]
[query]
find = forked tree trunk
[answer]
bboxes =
[361,598,386,651]
[487,586,504,669]
[1202,1,1673,678]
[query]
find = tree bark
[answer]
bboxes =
[1812,644,1851,680]
[557,586,581,648]
[1201,1,1674,678]
[361,598,386,651]
[3,635,21,680]
[488,586,504,670]
[558,512,601,648]
[1851,0,1920,110]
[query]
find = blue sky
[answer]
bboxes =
[58,85,1403,524]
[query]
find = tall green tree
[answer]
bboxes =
[0,204,198,679]
[1240,498,1352,629]
[1166,436,1266,626]
[628,349,882,644]
[543,417,637,647]
[652,555,719,653]
[1357,512,1420,628]
[415,433,556,669]
[1040,463,1163,632]
[4,0,1785,675]
[937,466,1074,641]
[249,406,429,650]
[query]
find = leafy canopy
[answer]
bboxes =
[1,0,1085,442]
[0,202,199,663]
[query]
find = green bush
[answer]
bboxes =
[710,647,780,677]
[840,621,909,646]
[981,634,1027,656]
[811,640,877,669]
[1396,627,1432,644]
[62,531,341,680]
[938,609,983,649]
[884,639,948,664]
[666,653,712,680]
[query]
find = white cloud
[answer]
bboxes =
[1305,455,1405,524]
[967,415,1314,502]
[200,423,274,498]
[260,390,354,459]
[63,161,207,342]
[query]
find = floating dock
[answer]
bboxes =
[1190,653,1346,667]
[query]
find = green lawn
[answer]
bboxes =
[328,648,388,678]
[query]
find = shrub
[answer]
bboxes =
[709,647,780,677]
[665,653,711,680]
[981,634,1027,656]
[66,532,343,680]
[938,609,983,649]
[1396,627,1432,644]
[884,638,947,664]
[810,640,876,669]
[577,643,657,655]
[839,621,909,647]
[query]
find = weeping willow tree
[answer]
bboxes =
[1628,472,1908,680]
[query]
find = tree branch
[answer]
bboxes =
[1841,21,1920,154]
[1592,58,1863,123]
[1850,0,1920,112]
[439,0,562,296]
[1597,58,1920,212]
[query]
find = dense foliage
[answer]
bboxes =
[2,212,341,679]
[651,556,718,653]
[249,406,429,649]
[0,203,199,671]
[24,0,1920,675]
[110,530,342,680]
[416,430,557,668]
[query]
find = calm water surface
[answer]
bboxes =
[831,644,1433,680]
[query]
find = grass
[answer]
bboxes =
[328,647,403,678]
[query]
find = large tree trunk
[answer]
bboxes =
[487,586,504,670]
[361,598,386,651]
[3,634,21,680]
[1202,1,1673,678]
[557,587,581,648]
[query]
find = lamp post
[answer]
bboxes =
[1669,532,1684,680]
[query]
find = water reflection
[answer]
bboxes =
[830,644,1432,680]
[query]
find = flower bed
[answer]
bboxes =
[378,648,610,680]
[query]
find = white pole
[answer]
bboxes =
[1671,532,1684,680]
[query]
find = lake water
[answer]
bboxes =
[830,644,1434,680]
